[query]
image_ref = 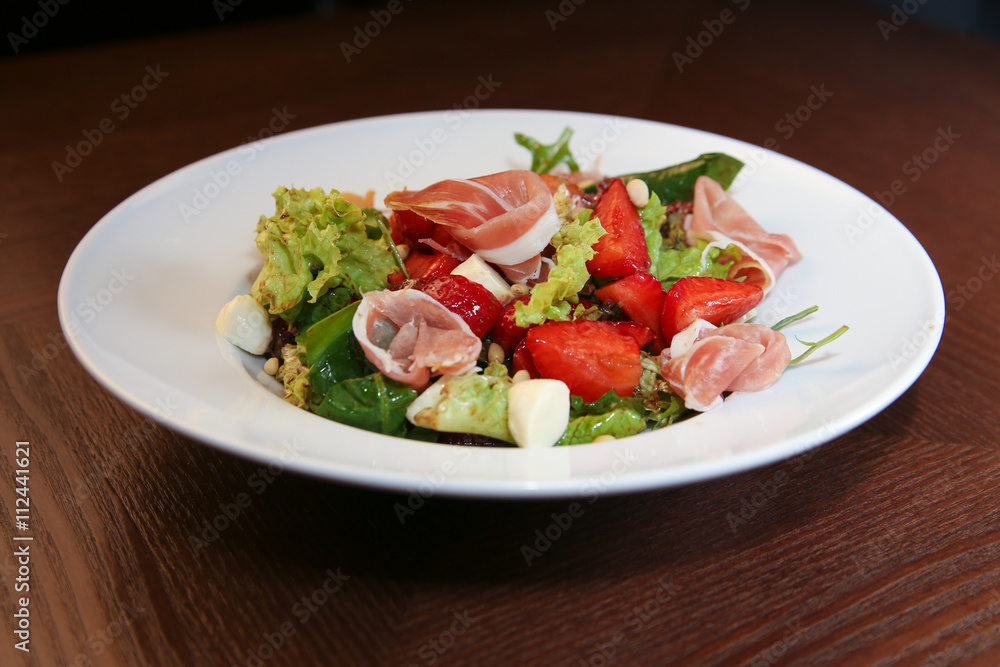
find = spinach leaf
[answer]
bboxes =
[617,152,744,203]
[311,372,418,437]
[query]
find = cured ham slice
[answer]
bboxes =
[660,319,791,411]
[686,176,802,292]
[384,170,561,282]
[353,289,481,390]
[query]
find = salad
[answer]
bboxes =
[215,128,846,448]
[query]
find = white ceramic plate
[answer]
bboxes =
[57,110,944,499]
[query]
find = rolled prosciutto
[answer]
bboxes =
[384,170,561,282]
[352,289,481,391]
[660,319,791,411]
[686,175,802,292]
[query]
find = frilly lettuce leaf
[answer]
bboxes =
[554,391,646,445]
[514,206,606,327]
[407,362,515,443]
[654,241,740,290]
[251,186,398,319]
[555,409,647,446]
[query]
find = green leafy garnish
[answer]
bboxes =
[515,127,580,175]
[617,152,744,204]
[790,326,850,365]
[407,362,515,443]
[514,207,606,327]
[251,186,398,319]
[772,306,819,332]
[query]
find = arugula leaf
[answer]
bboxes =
[617,153,744,204]
[515,126,580,174]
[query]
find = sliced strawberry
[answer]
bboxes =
[403,252,461,281]
[490,295,533,354]
[391,209,435,251]
[594,272,667,351]
[607,321,655,348]
[526,320,642,403]
[586,178,651,279]
[512,338,540,378]
[415,274,502,338]
[660,276,764,343]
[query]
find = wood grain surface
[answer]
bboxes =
[2,0,999,665]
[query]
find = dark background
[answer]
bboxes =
[2,0,999,57]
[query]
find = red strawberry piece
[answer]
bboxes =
[391,209,435,251]
[490,295,533,354]
[526,319,642,403]
[594,272,667,351]
[403,251,462,281]
[660,276,764,343]
[586,178,651,279]
[512,338,540,378]
[607,321,655,348]
[415,274,502,338]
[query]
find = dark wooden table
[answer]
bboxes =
[3,1,999,664]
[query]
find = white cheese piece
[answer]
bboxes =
[215,294,272,355]
[451,254,515,304]
[507,379,570,449]
[669,318,718,358]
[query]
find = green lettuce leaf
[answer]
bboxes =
[617,153,744,204]
[407,362,515,443]
[514,208,606,327]
[515,126,580,174]
[653,241,741,290]
[555,409,647,446]
[251,186,398,319]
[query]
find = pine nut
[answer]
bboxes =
[626,178,650,208]
[264,357,280,376]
